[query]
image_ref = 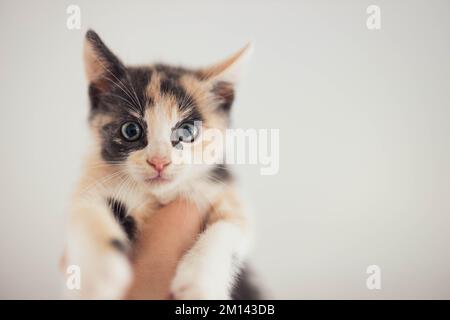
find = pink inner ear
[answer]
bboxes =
[84,43,118,92]
[84,41,104,82]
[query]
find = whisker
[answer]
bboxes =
[93,55,143,114]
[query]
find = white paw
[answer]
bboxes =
[170,254,230,300]
[67,245,132,300]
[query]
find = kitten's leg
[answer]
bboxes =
[64,197,132,299]
[171,191,250,300]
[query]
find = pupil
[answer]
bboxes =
[171,122,198,146]
[182,127,192,139]
[127,125,137,137]
[122,122,140,141]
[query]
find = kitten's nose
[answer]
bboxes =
[147,156,171,172]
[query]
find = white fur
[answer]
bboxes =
[171,221,248,300]
[65,200,132,299]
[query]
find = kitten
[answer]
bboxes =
[63,30,258,299]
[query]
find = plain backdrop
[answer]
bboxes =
[1,0,450,299]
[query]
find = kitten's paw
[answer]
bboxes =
[68,244,132,300]
[170,255,230,300]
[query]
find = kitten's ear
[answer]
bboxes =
[84,30,126,90]
[199,43,253,84]
[199,43,253,111]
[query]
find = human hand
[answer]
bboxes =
[125,199,206,299]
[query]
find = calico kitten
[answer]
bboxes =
[64,30,257,299]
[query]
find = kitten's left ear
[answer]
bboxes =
[199,43,253,111]
[199,43,253,84]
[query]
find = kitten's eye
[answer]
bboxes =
[171,121,200,145]
[121,122,142,141]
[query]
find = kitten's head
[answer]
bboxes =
[84,30,251,191]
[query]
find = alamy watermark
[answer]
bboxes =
[366,5,381,30]
[66,5,81,30]
[366,265,381,290]
[171,123,280,175]
[66,265,81,290]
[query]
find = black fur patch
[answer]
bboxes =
[100,118,148,162]
[107,197,137,241]
[154,64,204,119]
[92,66,151,163]
[88,67,151,117]
[127,67,154,110]
[160,77,189,107]
[110,238,130,254]
[231,265,261,300]
[212,81,235,112]
[209,165,233,183]
[154,64,194,80]
[88,84,102,112]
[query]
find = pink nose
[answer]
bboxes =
[147,156,171,172]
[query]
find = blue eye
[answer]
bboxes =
[171,121,199,146]
[121,122,142,141]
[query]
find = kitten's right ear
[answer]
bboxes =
[198,43,253,84]
[84,30,126,90]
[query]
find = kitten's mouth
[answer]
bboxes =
[143,175,171,184]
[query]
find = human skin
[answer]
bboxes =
[125,199,206,299]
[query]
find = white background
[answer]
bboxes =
[1,0,450,299]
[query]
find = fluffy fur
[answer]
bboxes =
[63,30,257,299]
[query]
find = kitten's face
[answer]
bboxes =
[84,31,250,191]
[93,66,227,191]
